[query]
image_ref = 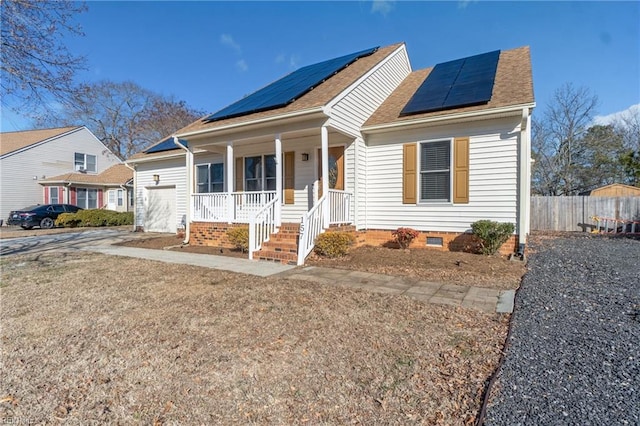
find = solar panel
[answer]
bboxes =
[204,46,379,122]
[145,137,188,154]
[400,50,500,116]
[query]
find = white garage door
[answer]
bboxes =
[145,186,177,233]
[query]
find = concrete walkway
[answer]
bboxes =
[281,266,515,314]
[83,245,514,314]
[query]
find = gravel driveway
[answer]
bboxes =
[484,234,639,425]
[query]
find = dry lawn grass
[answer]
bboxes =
[1,252,508,424]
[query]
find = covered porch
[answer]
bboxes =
[176,117,357,264]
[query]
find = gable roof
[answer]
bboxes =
[173,43,404,137]
[40,164,132,186]
[0,126,81,156]
[363,46,534,129]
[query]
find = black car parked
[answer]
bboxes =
[7,204,82,229]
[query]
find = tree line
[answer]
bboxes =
[532,83,639,195]
[1,1,203,160]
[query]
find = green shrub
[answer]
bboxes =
[227,226,249,252]
[470,220,515,255]
[55,213,81,228]
[391,227,420,249]
[56,210,134,228]
[314,231,355,258]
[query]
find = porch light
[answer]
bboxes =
[153,174,160,183]
[301,153,309,161]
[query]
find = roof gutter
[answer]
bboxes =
[361,102,536,134]
[125,151,186,164]
[175,106,326,140]
[173,136,191,244]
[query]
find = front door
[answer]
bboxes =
[317,146,344,198]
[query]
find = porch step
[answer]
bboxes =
[256,249,298,265]
[255,223,300,265]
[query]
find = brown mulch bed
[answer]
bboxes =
[1,251,509,424]
[116,235,247,258]
[308,246,525,290]
[118,236,525,290]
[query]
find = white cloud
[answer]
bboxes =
[220,34,241,54]
[236,59,248,72]
[457,0,477,9]
[275,53,300,70]
[593,103,640,126]
[371,0,394,16]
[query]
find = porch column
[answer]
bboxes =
[226,141,234,223]
[321,125,330,227]
[275,134,282,226]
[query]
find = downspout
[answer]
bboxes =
[516,108,532,258]
[173,137,191,244]
[123,162,137,232]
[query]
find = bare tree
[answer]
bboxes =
[613,106,640,186]
[36,80,204,159]
[1,0,87,110]
[532,83,599,195]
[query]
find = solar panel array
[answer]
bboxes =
[145,137,188,154]
[204,46,379,122]
[400,50,500,116]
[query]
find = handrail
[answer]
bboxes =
[191,191,276,223]
[248,196,278,260]
[328,189,352,224]
[297,195,327,265]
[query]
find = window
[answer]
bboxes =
[420,140,451,202]
[117,189,124,207]
[74,153,97,173]
[77,188,98,209]
[196,163,224,193]
[49,187,59,204]
[108,190,116,205]
[244,155,276,191]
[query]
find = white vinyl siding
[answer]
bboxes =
[134,157,187,231]
[0,127,120,220]
[363,117,521,233]
[328,46,411,137]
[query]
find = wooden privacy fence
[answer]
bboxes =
[531,196,640,232]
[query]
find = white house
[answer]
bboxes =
[0,126,122,221]
[127,42,535,264]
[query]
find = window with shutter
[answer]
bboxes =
[413,137,469,204]
[420,140,451,202]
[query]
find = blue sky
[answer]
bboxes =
[1,1,639,131]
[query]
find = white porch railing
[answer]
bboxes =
[328,189,352,224]
[297,195,327,265]
[248,196,278,260]
[191,191,276,223]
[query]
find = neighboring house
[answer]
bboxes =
[581,183,640,197]
[39,164,134,212]
[128,42,535,264]
[0,126,121,221]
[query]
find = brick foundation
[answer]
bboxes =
[347,229,519,256]
[189,222,520,257]
[190,222,248,248]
